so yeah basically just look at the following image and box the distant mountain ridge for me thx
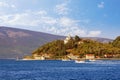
[84,37,113,43]
[0,26,113,59]
[0,26,65,58]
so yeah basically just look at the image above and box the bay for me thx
[0,59,120,80]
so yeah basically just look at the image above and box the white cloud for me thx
[0,10,48,26]
[41,16,57,25]
[11,4,16,8]
[87,31,101,37]
[0,1,16,8]
[0,10,101,37]
[59,17,78,27]
[55,2,69,15]
[0,0,101,37]
[98,2,104,8]
[0,2,9,7]
[35,10,47,15]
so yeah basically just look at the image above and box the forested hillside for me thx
[30,35,120,59]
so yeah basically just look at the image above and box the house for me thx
[86,54,95,59]
[78,41,84,44]
[64,34,72,44]
[34,56,45,60]
[33,54,45,60]
[104,54,113,58]
[67,53,79,60]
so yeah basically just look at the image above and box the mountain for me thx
[0,26,113,59]
[84,37,113,43]
[0,26,64,59]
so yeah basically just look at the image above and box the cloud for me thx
[0,1,16,8]
[0,0,101,37]
[98,2,104,8]
[11,4,16,8]
[87,31,101,37]
[0,10,48,26]
[54,1,70,15]
[0,2,9,7]
[41,16,57,25]
[36,10,47,15]
[0,10,101,37]
[59,17,78,27]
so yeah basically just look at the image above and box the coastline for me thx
[19,58,120,61]
[1,58,120,61]
[96,58,120,60]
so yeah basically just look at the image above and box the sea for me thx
[0,59,120,80]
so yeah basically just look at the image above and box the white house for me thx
[67,53,79,60]
[64,35,72,44]
[86,54,95,59]
[33,54,45,60]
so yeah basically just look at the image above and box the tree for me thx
[112,36,120,48]
[74,35,81,42]
[65,38,75,49]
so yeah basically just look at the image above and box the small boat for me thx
[75,60,85,63]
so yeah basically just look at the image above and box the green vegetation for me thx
[31,36,120,59]
[32,40,66,59]
[112,36,120,48]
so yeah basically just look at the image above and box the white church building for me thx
[64,35,72,44]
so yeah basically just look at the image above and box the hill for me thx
[112,36,120,48]
[0,26,64,58]
[0,26,113,59]
[29,35,120,60]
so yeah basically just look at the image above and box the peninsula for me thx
[23,35,120,60]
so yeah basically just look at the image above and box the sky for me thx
[0,0,120,39]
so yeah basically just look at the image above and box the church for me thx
[64,35,72,44]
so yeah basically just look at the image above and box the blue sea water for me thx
[0,60,120,80]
